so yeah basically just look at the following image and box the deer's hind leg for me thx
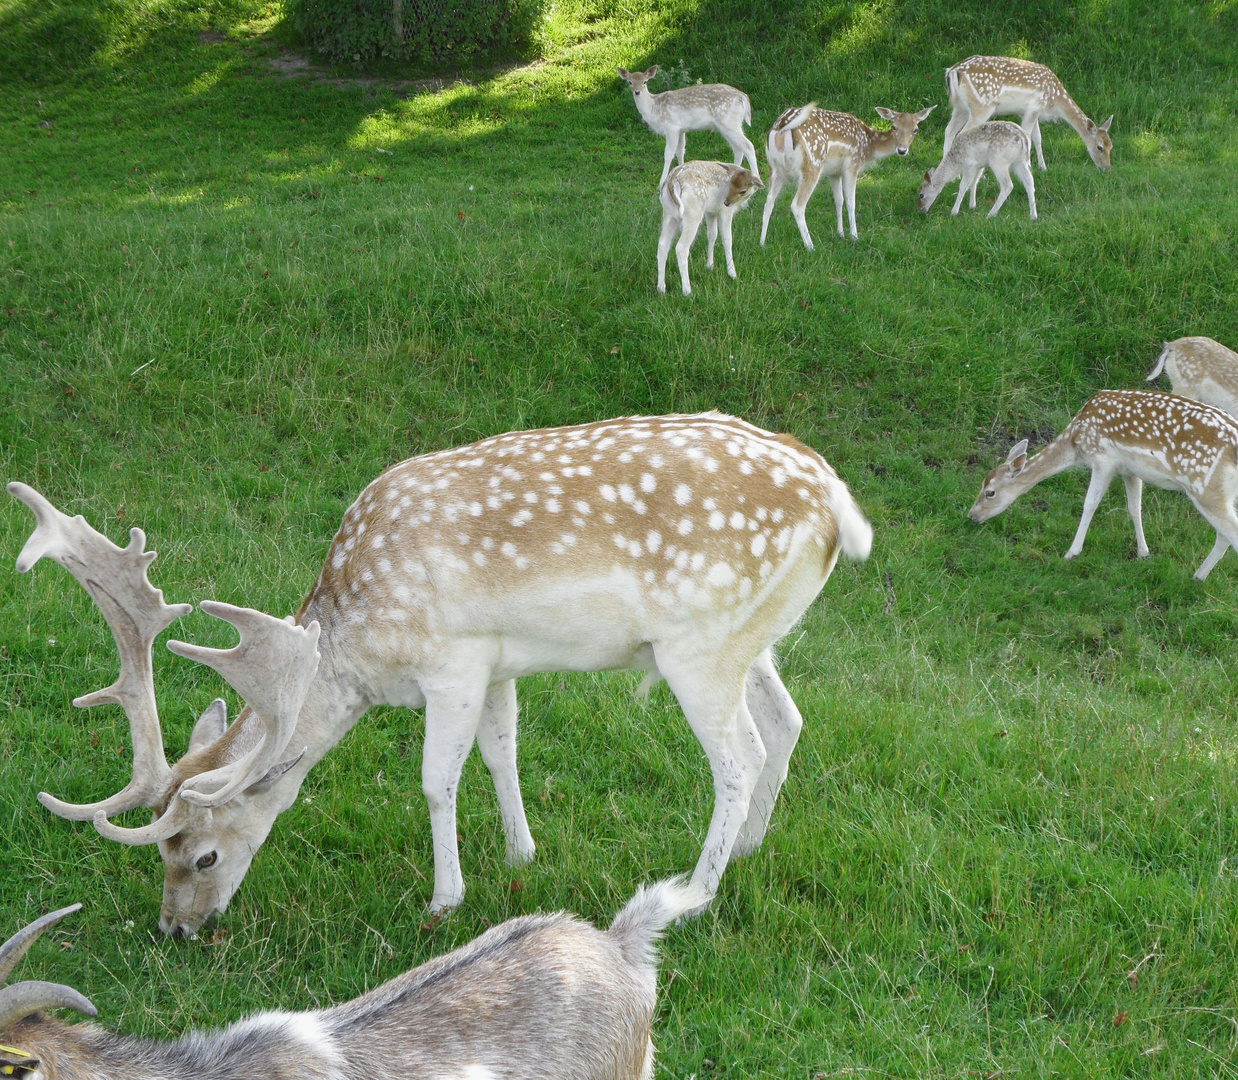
[987,163,1016,217]
[732,650,803,855]
[790,161,825,250]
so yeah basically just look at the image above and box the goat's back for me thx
[321,904,669,1080]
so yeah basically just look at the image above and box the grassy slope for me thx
[2,0,1238,1075]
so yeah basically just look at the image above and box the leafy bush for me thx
[292,0,542,67]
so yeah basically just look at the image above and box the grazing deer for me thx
[10,412,872,937]
[1147,336,1238,420]
[759,103,934,249]
[970,390,1238,580]
[943,55,1113,171]
[618,66,760,185]
[0,878,706,1080]
[657,161,762,295]
[918,121,1037,220]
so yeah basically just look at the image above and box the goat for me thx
[657,161,763,294]
[0,878,706,1080]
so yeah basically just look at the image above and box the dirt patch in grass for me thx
[263,49,543,95]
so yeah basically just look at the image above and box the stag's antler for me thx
[93,602,321,843]
[8,483,191,819]
[0,904,96,1031]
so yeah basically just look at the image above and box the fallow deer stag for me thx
[760,103,934,249]
[970,390,1238,579]
[943,55,1113,171]
[1147,336,1238,420]
[618,66,760,185]
[11,413,872,936]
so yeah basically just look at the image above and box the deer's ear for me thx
[916,104,936,121]
[1006,438,1029,468]
[645,65,658,78]
[187,698,228,753]
[0,1048,41,1077]
[617,67,629,78]
[1099,114,1113,132]
[874,106,895,121]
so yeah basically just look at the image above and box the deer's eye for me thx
[985,489,996,499]
[196,851,218,870]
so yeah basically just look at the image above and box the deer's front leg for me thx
[476,679,535,866]
[659,137,678,186]
[422,676,490,912]
[1065,467,1115,559]
[718,208,737,278]
[705,214,719,270]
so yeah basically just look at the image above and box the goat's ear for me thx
[187,698,228,754]
[245,747,307,794]
[0,1048,41,1077]
[1099,114,1113,132]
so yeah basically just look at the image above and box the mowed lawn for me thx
[3,0,1238,1075]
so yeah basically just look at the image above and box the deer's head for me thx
[9,484,320,938]
[617,65,658,98]
[875,104,935,156]
[1084,114,1113,170]
[969,439,1029,522]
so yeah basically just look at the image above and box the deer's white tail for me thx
[766,103,816,167]
[838,495,873,562]
[945,64,960,101]
[1147,342,1172,382]
[606,877,708,969]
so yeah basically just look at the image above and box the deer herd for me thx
[623,54,1112,294]
[1,48,1231,1080]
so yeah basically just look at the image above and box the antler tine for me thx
[167,601,320,808]
[8,484,192,819]
[0,905,82,988]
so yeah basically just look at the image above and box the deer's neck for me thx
[1013,433,1081,496]
[1041,89,1090,137]
[859,125,897,165]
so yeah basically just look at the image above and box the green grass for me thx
[4,0,1238,1075]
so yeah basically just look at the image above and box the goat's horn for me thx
[0,905,82,987]
[0,982,97,1030]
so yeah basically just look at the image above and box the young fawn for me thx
[760,104,934,248]
[919,121,1037,220]
[657,161,763,295]
[618,66,760,185]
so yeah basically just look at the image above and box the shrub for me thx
[292,0,542,67]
